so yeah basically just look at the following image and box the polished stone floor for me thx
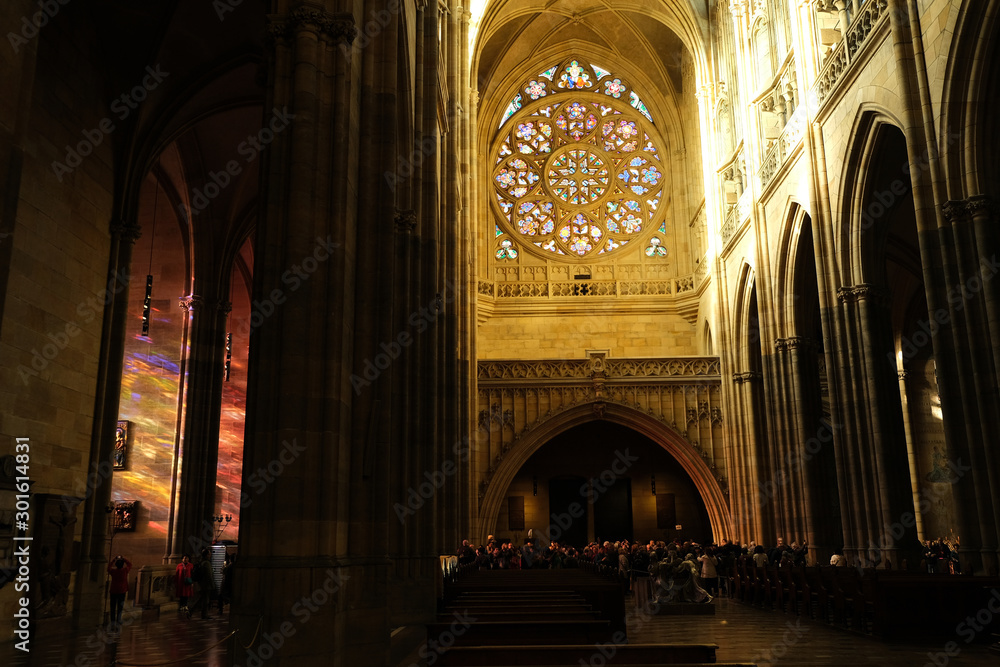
[626,596,1000,666]
[8,598,1000,666]
[14,604,232,667]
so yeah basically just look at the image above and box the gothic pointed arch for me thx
[477,401,732,542]
[839,107,907,286]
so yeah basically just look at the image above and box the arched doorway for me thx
[477,402,731,545]
[494,421,712,548]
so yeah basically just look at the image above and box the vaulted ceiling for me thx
[473,0,708,111]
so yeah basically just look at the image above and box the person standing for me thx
[698,547,719,597]
[218,554,233,614]
[190,548,217,619]
[175,554,195,613]
[107,555,132,630]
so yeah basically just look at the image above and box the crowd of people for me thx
[455,534,827,608]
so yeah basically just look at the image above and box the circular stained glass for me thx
[492,63,666,259]
[547,148,610,205]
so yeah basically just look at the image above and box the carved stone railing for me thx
[721,188,753,249]
[478,276,701,300]
[475,354,726,502]
[759,98,807,190]
[814,0,889,109]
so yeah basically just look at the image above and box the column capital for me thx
[394,209,417,234]
[110,218,142,244]
[267,8,357,44]
[897,369,909,381]
[179,295,203,312]
[942,199,970,222]
[967,195,999,221]
[836,283,885,304]
[732,371,763,384]
[775,336,817,352]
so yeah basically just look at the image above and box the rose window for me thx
[492,59,666,259]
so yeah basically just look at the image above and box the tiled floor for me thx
[11,598,1000,666]
[626,596,1000,666]
[17,605,232,667]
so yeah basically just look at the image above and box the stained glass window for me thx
[497,238,518,259]
[629,91,653,122]
[499,94,523,128]
[558,60,592,89]
[493,58,664,259]
[592,64,612,80]
[645,237,667,257]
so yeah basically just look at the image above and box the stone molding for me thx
[478,357,720,381]
[732,371,763,384]
[267,8,357,44]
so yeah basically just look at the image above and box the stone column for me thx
[895,369,925,541]
[941,197,1000,573]
[73,218,141,624]
[836,284,918,567]
[231,5,376,666]
[171,295,230,558]
[776,336,841,561]
[732,371,767,543]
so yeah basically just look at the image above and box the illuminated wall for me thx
[216,237,252,540]
[112,174,189,565]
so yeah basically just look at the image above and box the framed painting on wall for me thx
[114,421,129,470]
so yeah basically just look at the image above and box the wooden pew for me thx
[437,643,721,665]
